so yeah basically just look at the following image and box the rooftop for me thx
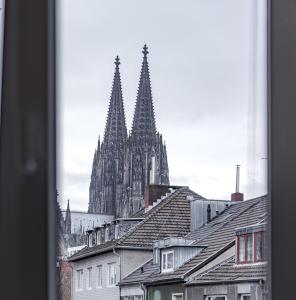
[186,256,267,285]
[69,187,204,261]
[143,195,268,284]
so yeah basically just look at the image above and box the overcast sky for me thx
[57,0,267,211]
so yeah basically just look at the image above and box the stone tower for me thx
[88,46,169,217]
[88,56,127,216]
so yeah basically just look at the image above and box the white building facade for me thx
[71,248,151,300]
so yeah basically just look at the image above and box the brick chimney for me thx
[231,165,244,201]
[144,184,183,208]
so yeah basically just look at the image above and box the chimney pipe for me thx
[207,204,211,223]
[231,165,244,201]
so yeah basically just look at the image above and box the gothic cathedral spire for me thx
[131,45,156,143]
[65,199,71,235]
[103,56,127,147]
[88,48,169,217]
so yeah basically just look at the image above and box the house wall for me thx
[72,251,120,300]
[120,249,152,278]
[71,249,151,300]
[147,283,185,300]
[186,282,266,300]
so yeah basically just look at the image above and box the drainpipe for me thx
[140,282,147,300]
[113,248,121,284]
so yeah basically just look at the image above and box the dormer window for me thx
[161,250,174,272]
[238,234,253,263]
[254,231,265,262]
[236,225,266,264]
[88,232,93,247]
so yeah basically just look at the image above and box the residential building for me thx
[70,185,231,300]
[118,195,267,300]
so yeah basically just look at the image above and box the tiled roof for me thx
[144,195,267,284]
[119,259,159,286]
[69,187,204,261]
[186,256,267,285]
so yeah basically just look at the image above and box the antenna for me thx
[235,164,241,193]
[231,164,244,202]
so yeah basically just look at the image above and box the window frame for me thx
[254,231,265,262]
[107,262,117,287]
[206,296,227,300]
[161,250,174,273]
[240,295,251,300]
[96,265,103,288]
[76,269,84,291]
[172,293,183,300]
[237,231,266,264]
[86,267,92,290]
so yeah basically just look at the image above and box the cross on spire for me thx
[142,44,149,57]
[115,55,120,68]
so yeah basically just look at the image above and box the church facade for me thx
[88,45,169,217]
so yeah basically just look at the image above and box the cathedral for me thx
[88,45,170,217]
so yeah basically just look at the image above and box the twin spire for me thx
[103,45,156,147]
[103,55,127,147]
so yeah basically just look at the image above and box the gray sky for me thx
[57,0,267,211]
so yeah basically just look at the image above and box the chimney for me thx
[231,165,244,201]
[207,204,211,223]
[144,184,170,208]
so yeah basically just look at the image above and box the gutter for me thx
[185,277,266,286]
[68,245,152,262]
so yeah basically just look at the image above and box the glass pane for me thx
[246,234,253,261]
[239,236,246,262]
[255,232,264,261]
[57,1,268,300]
[167,252,174,269]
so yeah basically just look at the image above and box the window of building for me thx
[121,296,143,300]
[255,231,265,262]
[108,262,117,286]
[97,265,102,287]
[105,227,110,242]
[161,250,174,272]
[172,293,183,300]
[240,295,251,300]
[237,230,266,264]
[206,296,227,300]
[88,233,93,247]
[237,233,253,263]
[86,267,92,289]
[76,269,83,291]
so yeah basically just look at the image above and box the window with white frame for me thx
[162,250,174,272]
[76,269,83,290]
[172,293,183,300]
[97,265,102,287]
[86,267,92,289]
[108,262,117,286]
[240,295,251,300]
[206,296,227,300]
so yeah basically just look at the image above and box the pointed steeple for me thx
[103,56,127,148]
[65,199,71,234]
[131,45,156,143]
